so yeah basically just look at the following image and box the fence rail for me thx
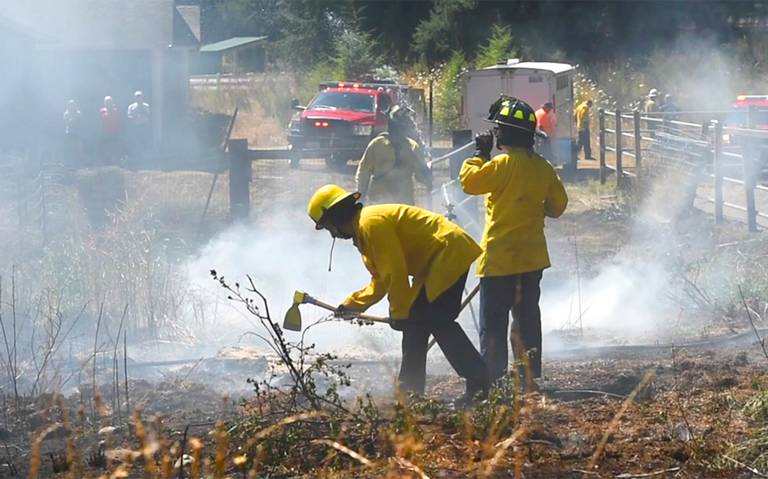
[189,73,266,90]
[598,108,768,232]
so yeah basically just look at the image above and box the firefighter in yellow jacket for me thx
[308,184,489,402]
[460,96,568,386]
[355,106,432,205]
[574,99,593,160]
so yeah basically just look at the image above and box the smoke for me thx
[541,165,717,347]
[183,220,403,356]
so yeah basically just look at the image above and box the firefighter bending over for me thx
[308,185,489,404]
[355,106,432,205]
[460,96,568,389]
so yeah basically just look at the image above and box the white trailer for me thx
[459,60,577,165]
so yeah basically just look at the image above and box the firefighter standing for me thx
[644,89,660,114]
[308,185,490,402]
[574,100,593,160]
[460,96,568,387]
[355,106,432,205]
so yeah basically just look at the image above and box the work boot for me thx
[453,380,489,409]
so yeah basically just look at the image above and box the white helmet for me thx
[648,88,659,98]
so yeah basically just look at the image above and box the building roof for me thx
[483,61,576,75]
[200,37,267,53]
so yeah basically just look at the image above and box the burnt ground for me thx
[3,158,768,477]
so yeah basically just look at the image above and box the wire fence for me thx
[0,153,69,248]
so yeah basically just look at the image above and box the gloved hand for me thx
[535,129,549,140]
[334,304,353,319]
[474,131,494,161]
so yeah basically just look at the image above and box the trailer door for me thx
[507,70,549,110]
[464,70,504,135]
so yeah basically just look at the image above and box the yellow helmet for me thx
[307,184,360,229]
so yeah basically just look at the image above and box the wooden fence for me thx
[189,73,266,90]
[599,108,768,232]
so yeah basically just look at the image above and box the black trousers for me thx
[577,128,592,159]
[479,270,543,383]
[398,272,489,395]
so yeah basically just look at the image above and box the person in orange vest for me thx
[534,102,557,161]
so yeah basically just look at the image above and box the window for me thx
[556,75,569,90]
[308,92,375,113]
[529,76,543,83]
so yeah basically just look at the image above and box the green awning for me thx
[200,36,267,53]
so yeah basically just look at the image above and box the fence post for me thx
[712,120,723,223]
[228,138,251,221]
[615,109,623,187]
[744,143,758,232]
[633,109,642,178]
[598,108,606,184]
[745,107,758,232]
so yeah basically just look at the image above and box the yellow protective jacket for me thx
[459,147,568,277]
[574,102,590,131]
[342,204,481,320]
[355,134,432,205]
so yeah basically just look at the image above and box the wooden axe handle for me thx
[304,295,389,323]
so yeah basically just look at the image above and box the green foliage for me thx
[273,0,348,70]
[412,0,477,66]
[299,63,338,104]
[213,0,281,39]
[475,24,519,69]
[433,50,468,134]
[332,29,384,80]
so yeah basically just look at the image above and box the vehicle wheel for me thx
[324,153,348,171]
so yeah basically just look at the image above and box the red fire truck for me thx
[287,81,422,169]
[730,95,768,129]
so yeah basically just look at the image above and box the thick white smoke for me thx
[183,221,403,356]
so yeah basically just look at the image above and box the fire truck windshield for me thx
[309,92,376,113]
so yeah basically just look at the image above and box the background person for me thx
[355,105,432,206]
[574,99,593,160]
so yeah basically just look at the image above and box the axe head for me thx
[282,290,309,332]
[283,303,302,331]
[293,290,308,305]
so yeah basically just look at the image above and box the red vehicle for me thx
[727,96,768,174]
[730,95,768,129]
[287,81,419,169]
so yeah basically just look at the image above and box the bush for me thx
[332,29,384,81]
[475,24,519,69]
[433,51,468,134]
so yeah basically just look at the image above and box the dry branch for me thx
[311,439,373,466]
[739,286,768,362]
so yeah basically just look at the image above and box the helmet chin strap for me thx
[327,237,336,272]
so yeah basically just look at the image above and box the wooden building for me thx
[197,37,268,74]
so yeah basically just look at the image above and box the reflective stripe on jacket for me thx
[459,147,568,277]
[342,204,481,320]
[355,134,431,205]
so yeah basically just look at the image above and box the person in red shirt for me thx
[99,96,122,165]
[534,102,557,161]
